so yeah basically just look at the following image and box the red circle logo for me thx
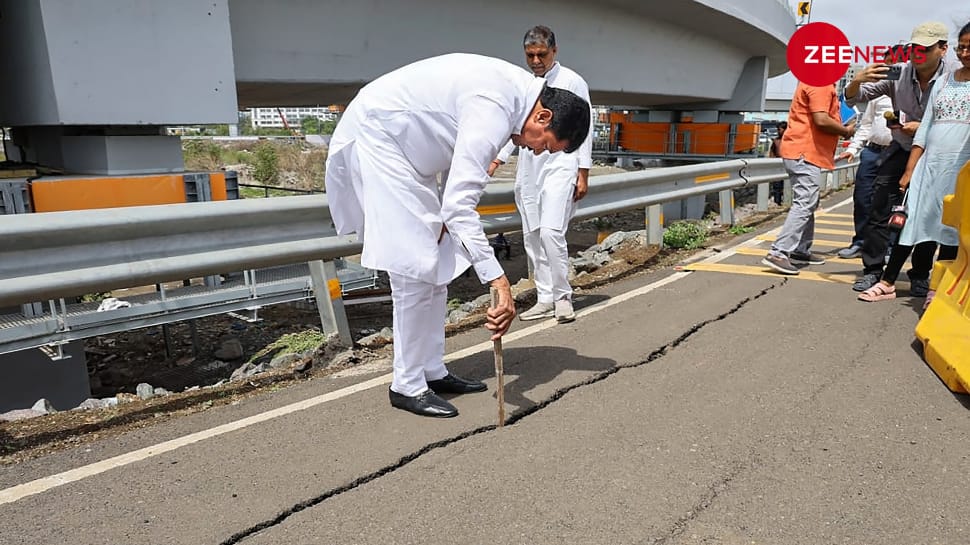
[787,22,851,86]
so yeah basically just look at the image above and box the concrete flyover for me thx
[230,0,797,110]
[0,0,796,176]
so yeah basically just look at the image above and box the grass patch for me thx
[728,224,755,235]
[663,220,709,249]
[248,330,327,364]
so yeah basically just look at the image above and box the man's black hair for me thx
[538,85,590,154]
[960,21,970,39]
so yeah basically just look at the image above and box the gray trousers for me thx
[769,157,821,258]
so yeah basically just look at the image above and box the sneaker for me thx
[852,272,880,292]
[790,252,826,265]
[555,298,575,323]
[519,302,555,321]
[837,244,863,259]
[762,254,799,275]
[909,277,930,297]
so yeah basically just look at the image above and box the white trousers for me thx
[524,227,571,304]
[388,272,450,397]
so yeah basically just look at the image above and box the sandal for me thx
[858,282,896,302]
[922,290,936,311]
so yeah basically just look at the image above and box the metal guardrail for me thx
[0,158,856,354]
[0,158,856,309]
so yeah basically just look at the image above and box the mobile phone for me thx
[884,64,902,81]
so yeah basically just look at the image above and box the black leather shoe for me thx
[388,388,458,418]
[427,373,487,394]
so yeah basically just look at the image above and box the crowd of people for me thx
[764,20,970,313]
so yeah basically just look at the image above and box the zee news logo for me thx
[786,22,924,86]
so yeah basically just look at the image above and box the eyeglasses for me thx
[956,45,970,53]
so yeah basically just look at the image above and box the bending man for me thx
[326,53,590,418]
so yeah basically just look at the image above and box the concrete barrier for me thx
[915,161,970,393]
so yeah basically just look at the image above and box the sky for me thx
[766,0,970,97]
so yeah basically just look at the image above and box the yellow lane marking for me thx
[817,212,852,218]
[814,227,854,236]
[682,263,856,284]
[816,219,854,227]
[732,246,862,265]
[695,173,730,184]
[755,235,847,248]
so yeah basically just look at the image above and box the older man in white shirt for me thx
[325,53,590,418]
[489,26,594,324]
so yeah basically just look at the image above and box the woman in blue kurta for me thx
[858,22,970,304]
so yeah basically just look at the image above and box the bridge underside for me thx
[230,0,796,110]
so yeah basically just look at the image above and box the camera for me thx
[884,64,902,81]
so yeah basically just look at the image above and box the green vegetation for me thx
[728,224,754,235]
[663,220,709,249]
[251,142,280,184]
[300,117,337,135]
[182,137,327,195]
[248,330,328,364]
[80,292,112,303]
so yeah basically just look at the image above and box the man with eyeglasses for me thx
[488,26,594,324]
[843,21,960,295]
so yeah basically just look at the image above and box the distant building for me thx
[838,64,864,97]
[249,107,339,130]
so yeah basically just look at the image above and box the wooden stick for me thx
[490,287,505,427]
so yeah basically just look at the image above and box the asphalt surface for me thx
[2,192,969,545]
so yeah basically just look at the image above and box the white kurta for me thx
[325,53,546,286]
[497,62,594,233]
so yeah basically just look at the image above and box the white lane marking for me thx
[0,374,392,505]
[0,196,856,505]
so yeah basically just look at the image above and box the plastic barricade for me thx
[915,161,970,393]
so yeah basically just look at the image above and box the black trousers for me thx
[882,241,959,284]
[861,144,909,275]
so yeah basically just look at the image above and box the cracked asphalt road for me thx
[2,198,969,545]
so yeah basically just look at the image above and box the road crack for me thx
[218,281,783,545]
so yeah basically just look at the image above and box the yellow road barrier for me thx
[915,161,970,393]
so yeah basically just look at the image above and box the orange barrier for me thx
[29,171,230,212]
[610,115,759,155]
[915,161,970,393]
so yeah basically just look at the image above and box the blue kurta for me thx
[899,75,970,247]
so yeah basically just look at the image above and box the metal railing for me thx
[0,158,856,352]
[0,158,856,309]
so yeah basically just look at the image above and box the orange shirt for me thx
[779,82,840,170]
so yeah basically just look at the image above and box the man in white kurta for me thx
[325,53,591,418]
[489,26,594,324]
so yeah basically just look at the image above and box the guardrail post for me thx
[646,204,663,247]
[718,189,734,226]
[825,171,835,191]
[756,183,770,211]
[783,179,793,206]
[308,260,353,347]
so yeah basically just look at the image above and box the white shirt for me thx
[496,61,594,168]
[495,62,594,232]
[845,95,893,157]
[325,54,546,284]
